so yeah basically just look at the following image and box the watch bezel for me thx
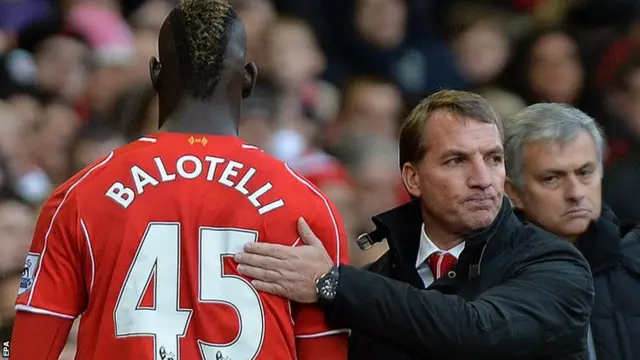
[316,266,339,301]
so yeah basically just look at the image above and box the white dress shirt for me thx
[415,224,465,287]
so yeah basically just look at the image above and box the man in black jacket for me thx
[235,90,594,359]
[504,103,640,360]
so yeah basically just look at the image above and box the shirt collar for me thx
[415,223,466,268]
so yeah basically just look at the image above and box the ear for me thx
[149,56,162,91]
[401,162,421,198]
[505,178,524,209]
[242,62,258,99]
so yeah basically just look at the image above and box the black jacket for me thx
[603,153,640,223]
[575,207,640,360]
[323,199,595,360]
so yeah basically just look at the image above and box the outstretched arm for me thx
[324,243,594,358]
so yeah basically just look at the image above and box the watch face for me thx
[319,278,337,300]
[317,268,338,300]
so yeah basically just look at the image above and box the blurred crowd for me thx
[2,0,640,357]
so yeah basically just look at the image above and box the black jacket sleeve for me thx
[325,239,595,358]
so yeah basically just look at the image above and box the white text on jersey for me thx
[104,155,285,215]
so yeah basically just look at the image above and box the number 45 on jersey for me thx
[114,223,265,360]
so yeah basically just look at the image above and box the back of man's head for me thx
[167,0,239,99]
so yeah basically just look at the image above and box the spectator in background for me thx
[325,76,404,148]
[504,103,640,360]
[34,99,81,186]
[502,28,591,111]
[602,51,640,159]
[17,19,89,105]
[322,0,467,105]
[602,52,640,222]
[0,100,51,204]
[449,4,511,89]
[0,50,42,126]
[0,102,29,178]
[68,2,137,116]
[0,193,35,275]
[258,15,352,212]
[264,16,339,139]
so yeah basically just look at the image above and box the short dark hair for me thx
[399,90,503,168]
[169,0,238,99]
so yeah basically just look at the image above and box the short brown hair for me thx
[399,90,503,167]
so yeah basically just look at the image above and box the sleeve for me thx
[9,311,74,359]
[15,188,88,319]
[293,196,350,340]
[324,240,595,358]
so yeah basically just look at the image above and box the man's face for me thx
[407,111,505,234]
[342,83,403,139]
[266,22,324,88]
[454,22,509,84]
[35,36,88,100]
[354,0,407,49]
[528,33,583,104]
[510,132,601,240]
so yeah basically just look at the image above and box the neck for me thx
[421,210,464,251]
[424,225,464,250]
[160,95,240,136]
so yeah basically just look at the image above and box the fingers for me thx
[243,241,291,259]
[236,263,282,282]
[250,279,288,297]
[234,252,282,270]
[297,217,323,247]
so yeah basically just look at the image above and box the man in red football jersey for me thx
[10,1,349,359]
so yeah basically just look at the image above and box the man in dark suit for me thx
[235,90,595,359]
[505,103,640,360]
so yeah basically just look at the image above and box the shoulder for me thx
[515,223,589,268]
[47,140,153,209]
[269,160,343,226]
[619,227,640,272]
[265,157,337,210]
[621,225,640,244]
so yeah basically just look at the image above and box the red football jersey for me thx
[15,133,349,359]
